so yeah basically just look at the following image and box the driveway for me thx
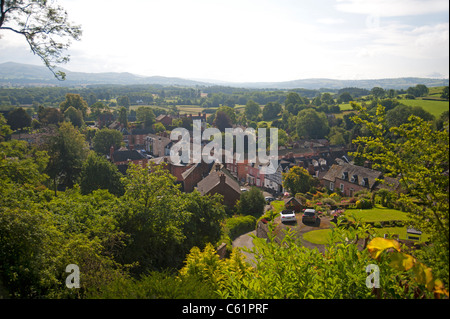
[273,214,332,253]
[232,230,256,265]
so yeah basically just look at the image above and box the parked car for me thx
[280,209,296,223]
[302,209,319,224]
[265,196,275,203]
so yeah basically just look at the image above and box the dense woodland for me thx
[0,83,449,299]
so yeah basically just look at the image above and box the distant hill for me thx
[0,62,448,90]
[0,62,209,87]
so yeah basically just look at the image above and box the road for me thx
[232,230,256,265]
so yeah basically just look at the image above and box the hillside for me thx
[0,62,448,90]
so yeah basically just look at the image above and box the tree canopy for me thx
[0,0,82,79]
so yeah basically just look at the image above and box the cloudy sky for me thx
[0,0,448,82]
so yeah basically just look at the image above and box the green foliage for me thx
[236,187,265,218]
[87,270,217,299]
[262,102,282,121]
[0,0,82,80]
[296,108,329,139]
[0,114,12,141]
[244,100,261,121]
[282,166,318,195]
[64,106,84,127]
[351,102,449,288]
[224,215,257,241]
[92,128,123,155]
[80,152,124,196]
[7,107,31,131]
[44,122,89,190]
[60,94,88,118]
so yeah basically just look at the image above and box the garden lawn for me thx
[345,206,410,223]
[302,229,332,245]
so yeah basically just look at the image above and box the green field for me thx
[399,99,449,117]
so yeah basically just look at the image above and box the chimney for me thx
[364,160,372,169]
[219,173,226,184]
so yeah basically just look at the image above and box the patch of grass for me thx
[400,99,449,117]
[345,206,410,223]
[302,229,332,245]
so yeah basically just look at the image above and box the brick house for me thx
[284,197,303,212]
[110,146,149,171]
[247,162,266,188]
[197,164,241,208]
[321,163,383,197]
[182,161,214,193]
[155,114,173,127]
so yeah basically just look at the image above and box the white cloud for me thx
[0,0,448,81]
[335,0,449,17]
[317,18,346,25]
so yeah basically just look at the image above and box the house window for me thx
[340,183,344,193]
[330,182,334,191]
[351,175,358,183]
[361,178,369,187]
[342,172,348,180]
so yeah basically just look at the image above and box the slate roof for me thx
[197,166,241,196]
[112,150,146,162]
[322,163,382,189]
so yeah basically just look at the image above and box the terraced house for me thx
[320,162,399,196]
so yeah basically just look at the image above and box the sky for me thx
[0,0,449,82]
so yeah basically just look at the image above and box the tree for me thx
[92,128,123,155]
[244,100,261,121]
[216,106,236,124]
[0,0,82,80]
[64,106,84,127]
[262,102,282,121]
[296,108,329,139]
[320,93,334,105]
[80,152,124,196]
[214,110,232,132]
[371,87,385,99]
[44,122,88,192]
[153,122,166,133]
[118,163,191,272]
[117,96,130,109]
[118,106,128,128]
[385,104,434,128]
[38,106,64,126]
[352,103,449,285]
[60,94,88,118]
[136,106,155,129]
[0,113,12,141]
[441,86,449,100]
[236,187,265,218]
[7,107,31,131]
[407,84,429,98]
[337,92,353,104]
[181,191,226,250]
[282,166,317,195]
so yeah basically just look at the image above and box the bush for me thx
[355,199,373,209]
[225,215,257,241]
